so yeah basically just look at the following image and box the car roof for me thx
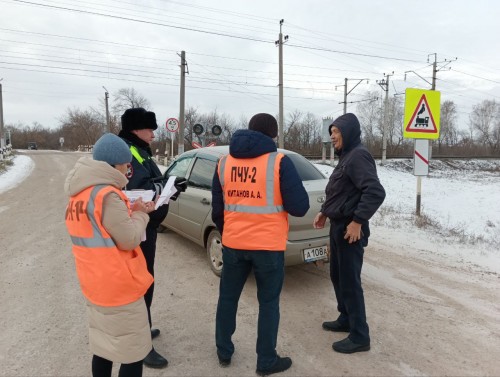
[182,145,298,159]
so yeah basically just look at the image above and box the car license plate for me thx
[303,246,328,263]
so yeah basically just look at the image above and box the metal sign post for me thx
[166,118,179,161]
[413,139,429,216]
[403,88,441,216]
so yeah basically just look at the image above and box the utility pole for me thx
[0,79,4,160]
[178,50,187,155]
[336,78,369,114]
[377,71,394,165]
[275,19,288,149]
[103,86,110,133]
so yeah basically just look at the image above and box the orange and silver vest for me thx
[218,152,288,251]
[65,184,153,307]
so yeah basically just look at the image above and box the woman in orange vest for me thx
[64,133,156,377]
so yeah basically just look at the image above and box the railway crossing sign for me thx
[403,88,441,139]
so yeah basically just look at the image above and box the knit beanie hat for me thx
[248,113,278,139]
[121,107,154,131]
[93,133,132,165]
[145,111,159,130]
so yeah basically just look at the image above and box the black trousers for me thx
[141,225,158,328]
[329,221,370,344]
[92,355,143,377]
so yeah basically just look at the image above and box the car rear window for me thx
[286,154,325,181]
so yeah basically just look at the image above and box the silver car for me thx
[162,146,329,276]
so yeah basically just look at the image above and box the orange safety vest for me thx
[218,152,288,251]
[65,184,153,307]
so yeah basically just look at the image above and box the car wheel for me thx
[206,229,223,277]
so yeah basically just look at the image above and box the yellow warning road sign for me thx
[403,88,441,139]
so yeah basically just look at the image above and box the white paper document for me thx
[122,189,155,204]
[154,176,177,210]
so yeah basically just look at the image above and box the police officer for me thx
[118,108,186,369]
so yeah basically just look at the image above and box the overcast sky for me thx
[1,0,499,131]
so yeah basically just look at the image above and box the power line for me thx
[0,38,178,64]
[8,1,429,64]
[451,69,500,85]
[9,0,275,44]
[0,29,383,76]
[286,43,423,63]
[0,27,179,54]
[0,63,340,102]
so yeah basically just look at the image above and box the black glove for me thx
[174,177,188,193]
[170,177,188,201]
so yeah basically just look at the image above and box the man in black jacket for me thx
[313,113,385,354]
[119,108,183,369]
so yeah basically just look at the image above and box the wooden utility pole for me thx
[275,19,288,149]
[0,79,4,160]
[178,50,187,155]
[103,86,110,133]
[377,72,394,165]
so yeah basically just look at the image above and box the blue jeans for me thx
[215,246,285,370]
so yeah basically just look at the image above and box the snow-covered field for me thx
[315,158,500,274]
[2,154,499,274]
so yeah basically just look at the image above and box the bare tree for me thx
[356,91,381,150]
[111,88,151,116]
[59,108,105,148]
[386,96,406,154]
[469,99,500,152]
[438,100,459,152]
[199,109,235,146]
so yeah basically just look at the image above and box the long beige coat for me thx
[65,157,152,363]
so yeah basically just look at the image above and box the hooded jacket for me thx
[212,129,309,236]
[320,113,385,225]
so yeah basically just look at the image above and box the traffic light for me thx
[212,125,222,136]
[193,123,204,135]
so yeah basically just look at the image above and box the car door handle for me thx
[201,198,211,205]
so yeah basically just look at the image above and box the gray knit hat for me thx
[93,133,132,165]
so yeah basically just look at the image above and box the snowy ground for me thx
[2,153,499,274]
[315,158,500,274]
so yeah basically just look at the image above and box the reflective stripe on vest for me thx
[69,185,116,248]
[219,152,285,214]
[130,145,145,164]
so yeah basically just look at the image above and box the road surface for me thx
[0,150,498,376]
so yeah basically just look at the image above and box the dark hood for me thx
[229,129,277,158]
[329,113,361,155]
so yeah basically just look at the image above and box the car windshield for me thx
[167,156,194,179]
[286,153,325,181]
